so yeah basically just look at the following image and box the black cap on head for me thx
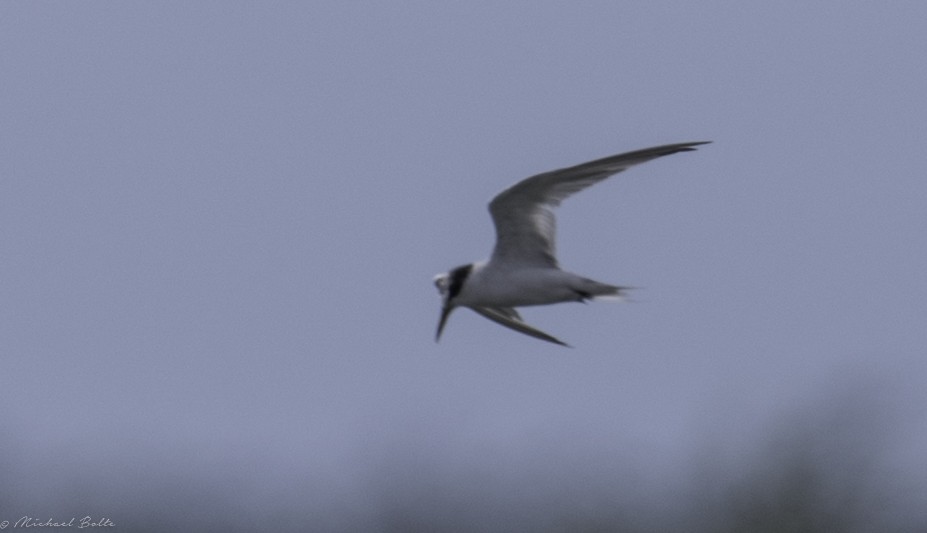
[446,263,473,301]
[435,263,473,343]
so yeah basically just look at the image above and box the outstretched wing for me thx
[471,306,570,347]
[488,141,710,268]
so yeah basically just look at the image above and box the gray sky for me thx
[3,2,926,530]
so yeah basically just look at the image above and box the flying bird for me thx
[433,141,710,347]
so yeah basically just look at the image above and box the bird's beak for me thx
[435,304,455,342]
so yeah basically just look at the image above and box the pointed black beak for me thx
[435,304,455,342]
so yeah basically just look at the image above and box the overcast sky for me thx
[3,2,926,531]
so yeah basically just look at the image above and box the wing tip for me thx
[674,140,713,152]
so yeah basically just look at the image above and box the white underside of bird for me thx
[451,263,622,307]
[434,141,710,347]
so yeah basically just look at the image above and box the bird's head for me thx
[433,263,474,342]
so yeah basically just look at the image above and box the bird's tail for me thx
[575,278,633,302]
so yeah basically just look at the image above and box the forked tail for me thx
[574,278,632,302]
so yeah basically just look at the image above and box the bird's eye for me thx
[434,275,449,291]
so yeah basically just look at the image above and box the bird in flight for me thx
[433,141,710,347]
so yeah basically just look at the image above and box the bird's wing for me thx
[488,141,711,268]
[471,306,570,347]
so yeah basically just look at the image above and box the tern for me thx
[433,141,710,347]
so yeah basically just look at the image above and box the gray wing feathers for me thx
[489,141,710,267]
[471,306,570,347]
